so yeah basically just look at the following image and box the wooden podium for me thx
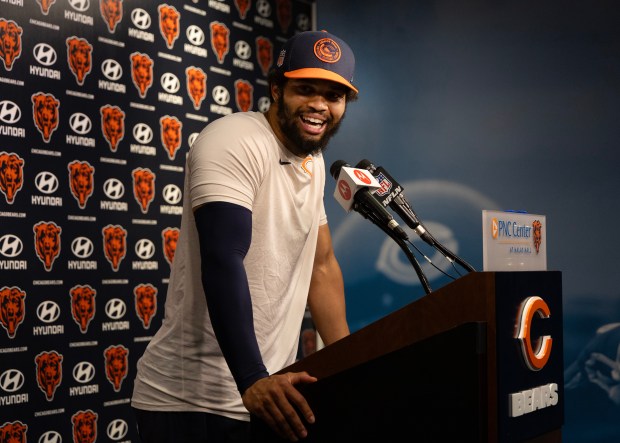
[250,271,564,442]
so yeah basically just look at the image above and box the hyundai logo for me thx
[133,123,153,144]
[235,40,252,60]
[131,8,152,30]
[33,43,57,67]
[188,132,199,147]
[68,0,90,12]
[0,234,23,258]
[161,72,180,94]
[73,361,96,384]
[162,184,182,205]
[107,419,129,441]
[35,171,59,194]
[38,431,62,443]
[69,112,92,135]
[37,301,61,324]
[256,0,272,17]
[212,86,230,105]
[186,25,205,46]
[0,100,21,124]
[135,238,155,259]
[101,59,123,81]
[103,178,125,200]
[71,236,94,258]
[0,369,25,393]
[105,298,127,320]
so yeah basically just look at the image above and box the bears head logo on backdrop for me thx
[532,220,542,254]
[134,284,157,329]
[186,66,206,110]
[102,224,127,271]
[70,285,96,333]
[100,0,123,33]
[31,92,60,143]
[100,105,125,151]
[104,345,128,392]
[162,227,179,266]
[68,160,95,209]
[36,0,57,15]
[0,286,26,339]
[210,21,230,64]
[234,0,251,19]
[0,421,27,443]
[72,410,98,443]
[235,79,253,112]
[256,37,273,76]
[276,0,292,33]
[160,116,182,160]
[66,37,93,85]
[33,221,61,271]
[132,168,155,213]
[130,52,153,98]
[0,19,23,71]
[158,4,180,49]
[0,152,24,204]
[35,350,63,401]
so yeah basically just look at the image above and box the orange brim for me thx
[284,68,358,93]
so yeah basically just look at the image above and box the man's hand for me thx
[242,372,317,441]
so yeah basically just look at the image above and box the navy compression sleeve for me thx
[194,202,269,394]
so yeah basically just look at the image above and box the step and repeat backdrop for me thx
[0,0,314,441]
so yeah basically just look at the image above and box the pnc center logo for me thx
[491,217,499,239]
[515,296,553,371]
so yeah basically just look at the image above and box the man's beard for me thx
[275,94,344,156]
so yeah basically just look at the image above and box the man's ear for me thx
[270,83,281,102]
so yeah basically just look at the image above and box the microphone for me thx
[330,160,408,241]
[355,159,433,245]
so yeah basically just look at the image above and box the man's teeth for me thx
[302,116,324,126]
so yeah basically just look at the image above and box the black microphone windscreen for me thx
[330,160,349,180]
[355,159,374,170]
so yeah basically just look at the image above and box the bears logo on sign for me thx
[70,285,96,334]
[66,36,93,85]
[158,4,180,50]
[533,220,542,254]
[0,421,27,443]
[186,66,206,110]
[160,115,182,160]
[256,37,273,77]
[31,92,60,143]
[134,284,157,329]
[35,350,63,401]
[0,19,23,71]
[102,225,127,271]
[210,22,230,64]
[33,221,61,271]
[132,168,155,214]
[72,410,98,443]
[130,52,153,98]
[36,0,56,15]
[0,286,26,339]
[104,345,128,392]
[162,227,179,266]
[276,0,292,34]
[235,79,253,112]
[100,0,123,33]
[0,152,24,205]
[234,0,251,19]
[100,105,125,152]
[68,160,95,209]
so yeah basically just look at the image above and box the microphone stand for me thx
[352,202,433,295]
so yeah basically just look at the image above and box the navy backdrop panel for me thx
[0,0,314,441]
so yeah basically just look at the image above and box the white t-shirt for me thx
[132,112,327,421]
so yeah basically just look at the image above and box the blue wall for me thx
[317,1,620,441]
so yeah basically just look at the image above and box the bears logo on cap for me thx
[314,38,341,63]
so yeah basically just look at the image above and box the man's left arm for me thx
[307,223,350,345]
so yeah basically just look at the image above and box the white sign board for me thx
[482,210,547,271]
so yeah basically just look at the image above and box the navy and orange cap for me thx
[275,30,358,93]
